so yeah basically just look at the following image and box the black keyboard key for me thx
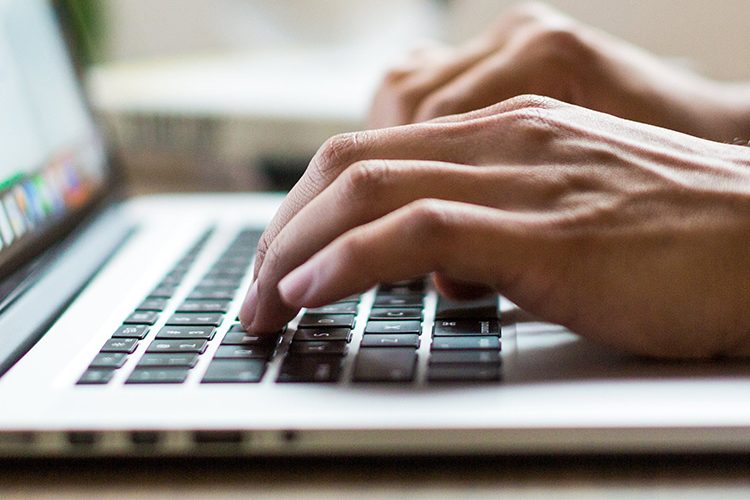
[176,300,231,313]
[379,280,425,294]
[165,313,224,326]
[123,311,159,325]
[433,320,500,337]
[428,364,501,382]
[332,294,360,304]
[204,268,247,278]
[137,298,168,311]
[221,329,280,346]
[77,369,115,385]
[156,326,216,340]
[89,353,128,369]
[298,314,355,329]
[289,340,348,356]
[138,353,199,368]
[101,338,139,353]
[361,334,420,348]
[127,368,190,384]
[214,345,273,359]
[435,296,499,320]
[187,288,236,300]
[293,328,352,342]
[112,325,150,339]
[202,359,266,383]
[277,356,342,383]
[150,285,178,298]
[306,302,358,314]
[431,336,499,351]
[353,348,417,383]
[146,339,207,353]
[368,308,422,320]
[373,294,423,308]
[429,350,501,364]
[197,277,242,288]
[365,321,421,335]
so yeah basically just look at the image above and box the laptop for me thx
[2,0,750,458]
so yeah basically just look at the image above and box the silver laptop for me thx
[1,0,750,458]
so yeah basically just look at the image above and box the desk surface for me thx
[2,455,750,498]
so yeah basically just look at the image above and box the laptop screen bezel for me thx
[0,1,121,295]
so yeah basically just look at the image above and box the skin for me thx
[240,3,750,359]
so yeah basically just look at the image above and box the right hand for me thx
[368,2,744,142]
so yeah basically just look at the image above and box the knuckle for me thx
[339,160,392,203]
[502,106,559,142]
[531,26,594,65]
[313,131,370,180]
[500,94,559,113]
[404,199,453,243]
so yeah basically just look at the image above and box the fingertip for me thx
[238,281,258,329]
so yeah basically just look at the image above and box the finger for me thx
[276,199,541,310]
[432,273,495,300]
[368,3,570,128]
[251,95,561,284]
[246,160,559,332]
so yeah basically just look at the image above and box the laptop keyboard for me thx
[77,228,502,386]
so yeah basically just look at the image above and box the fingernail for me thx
[240,282,258,328]
[278,263,315,307]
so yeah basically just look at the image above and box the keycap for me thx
[368,308,422,320]
[379,280,425,294]
[197,277,242,288]
[123,311,159,325]
[373,294,423,308]
[146,339,207,353]
[429,350,501,364]
[150,285,178,298]
[430,336,499,351]
[204,268,246,278]
[89,353,128,369]
[306,302,358,314]
[156,326,216,340]
[221,329,280,346]
[289,341,348,356]
[361,334,420,348]
[176,300,231,313]
[353,348,417,383]
[137,298,168,311]
[297,314,355,329]
[202,359,266,383]
[365,321,421,335]
[433,320,500,337]
[428,364,501,382]
[214,345,273,359]
[187,288,236,300]
[101,338,139,353]
[293,328,352,342]
[77,369,115,385]
[112,325,150,339]
[165,313,224,326]
[332,294,360,304]
[127,368,190,384]
[277,356,342,383]
[435,296,500,320]
[138,353,199,368]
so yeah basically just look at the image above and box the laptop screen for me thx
[0,0,108,274]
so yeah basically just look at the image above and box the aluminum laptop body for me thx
[2,0,750,458]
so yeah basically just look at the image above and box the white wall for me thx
[103,0,750,80]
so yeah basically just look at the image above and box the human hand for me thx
[369,2,745,142]
[241,95,750,358]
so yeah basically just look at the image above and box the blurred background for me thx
[69,0,750,194]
